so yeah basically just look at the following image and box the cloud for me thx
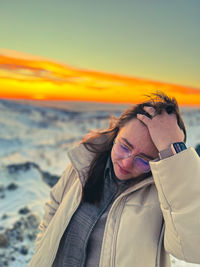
[0,49,200,105]
[0,49,47,61]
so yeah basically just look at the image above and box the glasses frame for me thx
[113,138,151,173]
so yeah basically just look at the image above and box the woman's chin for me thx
[114,163,133,180]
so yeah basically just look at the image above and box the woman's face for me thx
[111,118,159,180]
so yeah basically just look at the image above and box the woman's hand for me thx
[137,106,185,151]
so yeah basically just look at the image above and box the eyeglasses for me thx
[113,139,151,173]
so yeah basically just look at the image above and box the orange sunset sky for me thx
[0,50,200,106]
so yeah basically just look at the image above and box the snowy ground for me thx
[0,99,200,267]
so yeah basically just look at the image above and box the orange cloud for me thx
[0,49,200,106]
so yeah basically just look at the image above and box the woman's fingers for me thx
[137,107,184,151]
[136,113,151,125]
[137,106,157,125]
[143,106,156,118]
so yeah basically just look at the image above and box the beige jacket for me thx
[29,143,200,267]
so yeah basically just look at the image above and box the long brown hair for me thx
[82,92,186,204]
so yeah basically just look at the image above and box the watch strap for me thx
[159,142,187,160]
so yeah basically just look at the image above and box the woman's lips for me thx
[117,163,130,175]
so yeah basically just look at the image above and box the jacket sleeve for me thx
[34,163,75,252]
[150,147,200,264]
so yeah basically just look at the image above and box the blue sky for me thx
[1,0,200,88]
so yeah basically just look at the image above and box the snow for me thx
[0,99,199,266]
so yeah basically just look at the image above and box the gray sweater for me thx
[52,157,131,267]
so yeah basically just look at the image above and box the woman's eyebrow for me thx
[121,137,154,160]
[121,137,133,149]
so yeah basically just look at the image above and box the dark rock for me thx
[20,245,29,255]
[13,220,22,229]
[1,214,8,220]
[16,232,24,242]
[3,260,9,266]
[0,185,5,199]
[11,256,16,261]
[195,144,200,156]
[41,171,60,187]
[0,185,4,192]
[27,233,35,241]
[7,182,18,190]
[6,161,60,187]
[13,246,18,251]
[18,207,30,215]
[0,233,9,248]
[26,214,40,229]
[4,213,40,247]
[7,162,39,174]
[0,253,4,259]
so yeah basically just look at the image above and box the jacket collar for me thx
[67,142,93,181]
[67,134,109,176]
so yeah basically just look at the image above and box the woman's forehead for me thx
[119,119,147,137]
[117,119,158,156]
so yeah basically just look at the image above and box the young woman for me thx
[29,93,200,267]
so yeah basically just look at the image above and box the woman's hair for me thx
[81,92,186,204]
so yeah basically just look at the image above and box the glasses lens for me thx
[114,141,130,158]
[133,156,150,173]
[113,140,151,173]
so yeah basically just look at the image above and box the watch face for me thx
[173,142,187,153]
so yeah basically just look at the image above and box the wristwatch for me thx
[159,142,187,160]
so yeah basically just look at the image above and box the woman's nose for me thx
[121,156,133,169]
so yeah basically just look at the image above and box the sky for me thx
[0,0,200,104]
